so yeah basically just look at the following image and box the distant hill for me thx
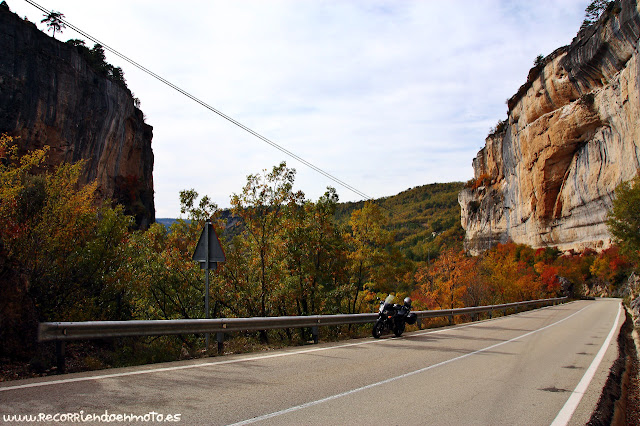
[155,218,181,228]
[157,182,465,262]
[335,182,465,262]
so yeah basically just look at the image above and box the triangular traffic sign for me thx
[192,221,226,268]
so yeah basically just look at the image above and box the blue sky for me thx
[9,0,589,217]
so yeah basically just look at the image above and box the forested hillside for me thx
[336,182,465,262]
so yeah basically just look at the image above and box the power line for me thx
[26,0,376,202]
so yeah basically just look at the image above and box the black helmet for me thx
[404,297,412,308]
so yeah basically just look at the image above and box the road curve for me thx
[0,298,623,425]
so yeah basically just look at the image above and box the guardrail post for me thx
[448,314,454,325]
[55,341,65,374]
[216,332,224,355]
[311,326,319,344]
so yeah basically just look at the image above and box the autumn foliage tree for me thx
[229,163,303,319]
[0,134,133,322]
[344,201,397,313]
[281,187,347,316]
[412,242,570,316]
[414,248,475,311]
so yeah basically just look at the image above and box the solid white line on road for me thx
[0,301,576,394]
[228,304,592,425]
[550,301,622,426]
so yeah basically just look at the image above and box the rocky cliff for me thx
[0,3,154,228]
[459,0,640,255]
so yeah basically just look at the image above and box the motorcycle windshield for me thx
[384,294,395,305]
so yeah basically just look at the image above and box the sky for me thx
[8,0,589,217]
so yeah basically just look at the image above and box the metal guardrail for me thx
[414,297,568,320]
[39,297,568,343]
[38,313,378,342]
[39,296,568,373]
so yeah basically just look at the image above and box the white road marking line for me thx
[0,319,482,392]
[550,302,622,426]
[228,304,592,425]
[0,301,576,393]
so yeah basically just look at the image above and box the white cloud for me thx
[9,0,588,216]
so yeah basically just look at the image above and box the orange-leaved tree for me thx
[414,248,473,311]
[479,243,539,303]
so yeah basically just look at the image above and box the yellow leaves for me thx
[0,134,49,203]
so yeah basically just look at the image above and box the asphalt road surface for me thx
[0,298,623,425]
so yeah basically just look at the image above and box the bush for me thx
[489,119,508,137]
[466,173,492,191]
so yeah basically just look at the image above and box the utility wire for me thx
[26,0,376,202]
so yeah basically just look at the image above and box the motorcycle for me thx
[372,294,417,338]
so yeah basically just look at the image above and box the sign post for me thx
[192,220,226,350]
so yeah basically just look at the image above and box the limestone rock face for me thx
[460,0,640,255]
[0,5,154,228]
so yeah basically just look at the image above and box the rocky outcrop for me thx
[0,3,154,228]
[460,0,640,255]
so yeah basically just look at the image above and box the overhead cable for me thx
[25,0,376,202]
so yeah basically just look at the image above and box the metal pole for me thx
[217,332,224,354]
[56,341,65,374]
[205,221,210,350]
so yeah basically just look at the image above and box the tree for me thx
[589,246,630,285]
[124,190,222,326]
[281,187,347,317]
[229,162,303,339]
[580,0,611,30]
[89,44,107,72]
[41,11,66,38]
[415,248,472,312]
[607,173,640,263]
[0,134,135,322]
[479,243,539,303]
[344,201,399,313]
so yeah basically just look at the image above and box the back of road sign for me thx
[192,222,226,268]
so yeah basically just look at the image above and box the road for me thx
[0,298,623,425]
